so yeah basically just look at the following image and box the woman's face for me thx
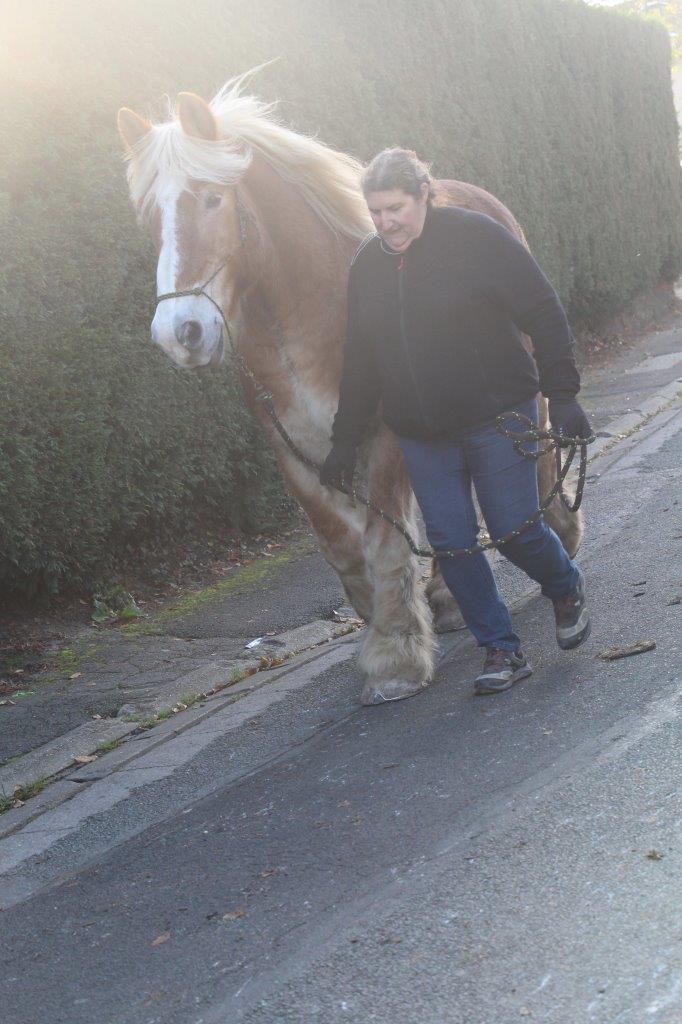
[365,185,429,252]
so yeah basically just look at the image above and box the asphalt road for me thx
[1,353,680,1022]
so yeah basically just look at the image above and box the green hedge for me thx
[1,0,680,594]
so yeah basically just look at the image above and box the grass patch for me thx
[134,707,175,731]
[0,776,48,814]
[37,640,102,686]
[96,738,122,753]
[175,691,203,709]
[1,638,102,691]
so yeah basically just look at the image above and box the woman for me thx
[320,149,592,695]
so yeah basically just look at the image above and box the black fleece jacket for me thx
[332,205,580,444]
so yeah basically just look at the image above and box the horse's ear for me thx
[117,108,152,151]
[177,92,218,141]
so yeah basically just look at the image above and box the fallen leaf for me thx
[69,672,82,680]
[73,754,97,764]
[151,930,171,946]
[222,907,245,921]
[646,849,664,861]
[667,596,681,606]
[260,868,278,878]
[0,699,16,707]
[597,640,656,661]
[338,799,350,807]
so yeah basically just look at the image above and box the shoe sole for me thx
[474,664,533,696]
[557,617,592,651]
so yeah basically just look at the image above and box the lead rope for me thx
[156,245,594,560]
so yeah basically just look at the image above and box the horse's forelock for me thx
[127,121,252,220]
[125,68,372,239]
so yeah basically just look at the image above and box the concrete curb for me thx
[0,719,138,797]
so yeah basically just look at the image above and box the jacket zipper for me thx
[397,256,431,429]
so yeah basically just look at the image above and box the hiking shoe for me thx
[474,647,532,695]
[552,576,591,650]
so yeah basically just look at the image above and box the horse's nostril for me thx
[177,319,203,350]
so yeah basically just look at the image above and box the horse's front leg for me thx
[358,430,436,705]
[274,448,375,623]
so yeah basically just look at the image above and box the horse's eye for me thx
[205,193,221,209]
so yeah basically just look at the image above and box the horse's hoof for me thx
[360,677,428,706]
[433,610,466,634]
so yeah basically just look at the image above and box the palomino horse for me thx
[117,74,582,706]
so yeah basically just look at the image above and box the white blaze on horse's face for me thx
[150,181,241,369]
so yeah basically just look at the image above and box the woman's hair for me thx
[361,148,438,205]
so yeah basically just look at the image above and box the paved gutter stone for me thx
[0,720,137,797]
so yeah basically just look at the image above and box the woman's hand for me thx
[548,396,592,440]
[319,440,357,492]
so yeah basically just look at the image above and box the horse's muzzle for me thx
[150,294,226,368]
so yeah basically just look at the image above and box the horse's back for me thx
[436,179,527,246]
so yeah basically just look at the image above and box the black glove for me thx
[548,396,592,440]
[319,440,357,491]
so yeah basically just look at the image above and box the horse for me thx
[117,72,583,706]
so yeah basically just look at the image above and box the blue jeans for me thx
[399,399,580,651]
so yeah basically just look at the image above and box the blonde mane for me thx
[125,69,373,240]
